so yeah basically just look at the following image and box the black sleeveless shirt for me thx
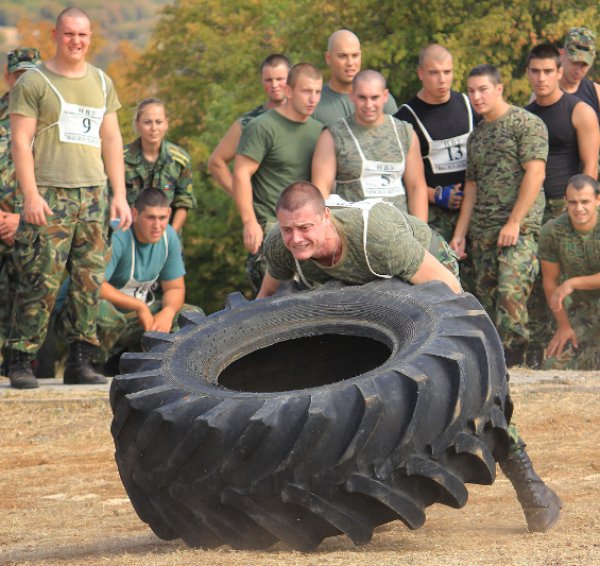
[573,78,600,120]
[526,93,581,199]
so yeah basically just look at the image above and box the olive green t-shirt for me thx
[313,83,398,127]
[466,105,548,235]
[264,202,435,285]
[9,63,121,188]
[237,109,323,226]
[538,212,600,303]
[328,115,413,212]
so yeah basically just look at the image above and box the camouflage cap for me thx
[564,27,596,65]
[7,47,41,73]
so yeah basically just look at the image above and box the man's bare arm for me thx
[100,111,132,231]
[311,129,337,198]
[497,159,545,247]
[572,100,600,179]
[10,113,52,226]
[402,132,429,222]
[152,276,186,332]
[207,120,242,196]
[450,179,477,259]
[256,272,283,298]
[232,154,262,253]
[409,250,461,293]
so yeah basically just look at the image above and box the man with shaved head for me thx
[313,29,397,126]
[5,7,131,388]
[312,70,428,221]
[396,45,478,286]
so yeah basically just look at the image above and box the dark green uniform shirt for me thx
[123,138,196,210]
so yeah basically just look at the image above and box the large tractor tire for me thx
[110,279,512,551]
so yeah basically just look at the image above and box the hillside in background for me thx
[0,0,169,54]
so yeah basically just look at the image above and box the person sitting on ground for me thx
[57,188,200,371]
[258,181,561,534]
[257,180,460,298]
[539,174,600,369]
[122,98,196,233]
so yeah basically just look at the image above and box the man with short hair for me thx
[395,45,477,243]
[527,43,599,221]
[81,188,196,366]
[311,70,428,221]
[5,7,132,389]
[539,174,600,370]
[559,27,599,121]
[450,64,548,368]
[259,181,561,534]
[525,43,600,366]
[0,47,41,365]
[233,62,323,293]
[313,29,397,126]
[257,181,459,298]
[208,54,291,195]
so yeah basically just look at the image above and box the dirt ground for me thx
[1,369,599,566]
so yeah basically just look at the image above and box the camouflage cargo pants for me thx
[543,297,600,370]
[0,245,18,361]
[5,185,107,356]
[528,199,568,361]
[471,231,539,351]
[429,206,475,295]
[95,299,203,362]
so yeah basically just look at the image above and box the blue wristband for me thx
[434,184,463,209]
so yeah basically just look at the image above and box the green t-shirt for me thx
[313,83,398,127]
[237,109,323,225]
[538,212,600,303]
[328,115,413,212]
[466,105,548,235]
[264,202,437,286]
[9,63,121,188]
[107,224,185,289]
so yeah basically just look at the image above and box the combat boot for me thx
[63,341,107,385]
[8,350,39,389]
[499,439,562,532]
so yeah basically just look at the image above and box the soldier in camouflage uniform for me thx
[208,54,291,196]
[0,48,41,370]
[450,64,548,368]
[312,70,428,221]
[539,174,600,370]
[122,98,195,233]
[257,181,461,298]
[5,7,132,389]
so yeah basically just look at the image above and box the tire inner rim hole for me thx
[218,333,392,393]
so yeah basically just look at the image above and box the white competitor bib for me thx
[401,93,473,175]
[32,67,107,148]
[338,116,406,198]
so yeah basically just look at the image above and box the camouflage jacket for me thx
[123,138,196,210]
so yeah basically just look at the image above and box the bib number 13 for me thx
[446,144,464,161]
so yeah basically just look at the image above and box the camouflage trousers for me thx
[528,199,567,359]
[543,298,600,370]
[471,231,539,351]
[429,206,476,295]
[430,231,460,280]
[5,185,108,356]
[94,300,203,362]
[0,245,18,363]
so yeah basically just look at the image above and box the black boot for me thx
[499,440,562,532]
[63,341,107,385]
[8,350,39,389]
